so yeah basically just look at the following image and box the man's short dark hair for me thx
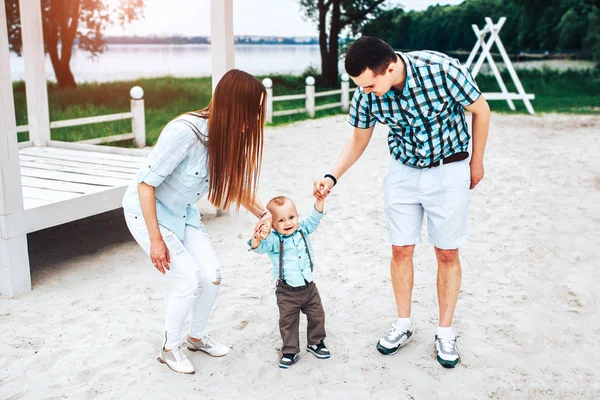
[344,36,397,77]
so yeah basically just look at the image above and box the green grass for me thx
[476,69,599,114]
[12,69,599,146]
[13,76,213,144]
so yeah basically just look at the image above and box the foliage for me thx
[360,0,600,64]
[5,0,144,87]
[298,0,390,86]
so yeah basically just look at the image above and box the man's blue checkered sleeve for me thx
[348,88,377,129]
[445,62,481,107]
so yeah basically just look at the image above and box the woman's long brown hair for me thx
[187,69,266,211]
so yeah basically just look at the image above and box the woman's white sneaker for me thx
[187,334,230,357]
[157,345,195,374]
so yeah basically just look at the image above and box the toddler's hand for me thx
[313,179,332,200]
[253,224,270,240]
[313,183,331,201]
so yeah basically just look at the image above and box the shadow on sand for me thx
[26,208,135,287]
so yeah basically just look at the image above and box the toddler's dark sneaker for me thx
[279,353,299,369]
[307,340,331,359]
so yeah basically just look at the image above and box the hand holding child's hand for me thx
[253,224,270,241]
[259,224,270,239]
[313,184,327,213]
[313,179,333,200]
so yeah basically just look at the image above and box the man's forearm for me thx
[470,112,489,164]
[329,126,374,180]
[467,97,490,164]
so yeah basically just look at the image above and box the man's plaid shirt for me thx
[348,51,481,168]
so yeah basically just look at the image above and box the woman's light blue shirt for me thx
[122,114,209,240]
[249,207,324,287]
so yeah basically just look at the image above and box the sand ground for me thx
[1,113,599,399]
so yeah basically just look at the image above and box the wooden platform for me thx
[8,146,146,237]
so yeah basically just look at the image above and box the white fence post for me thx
[341,73,350,112]
[305,76,315,118]
[262,78,273,124]
[130,86,146,148]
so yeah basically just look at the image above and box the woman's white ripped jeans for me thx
[124,211,221,349]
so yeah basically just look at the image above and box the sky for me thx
[106,0,465,37]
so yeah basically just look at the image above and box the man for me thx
[313,36,490,368]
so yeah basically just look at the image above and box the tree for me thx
[299,0,388,87]
[5,0,144,88]
[583,5,600,64]
[361,7,404,49]
[557,8,588,51]
[358,0,599,65]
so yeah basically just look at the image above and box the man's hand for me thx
[313,178,333,200]
[469,160,484,190]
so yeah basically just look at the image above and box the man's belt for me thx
[424,152,469,168]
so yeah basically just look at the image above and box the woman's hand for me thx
[253,224,270,241]
[254,210,272,237]
[150,237,170,274]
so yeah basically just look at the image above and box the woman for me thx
[122,69,272,374]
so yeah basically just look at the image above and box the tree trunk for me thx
[44,0,79,88]
[317,0,329,82]
[314,0,386,87]
[323,0,342,87]
[46,36,77,88]
[54,61,77,88]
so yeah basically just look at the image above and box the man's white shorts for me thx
[383,156,470,250]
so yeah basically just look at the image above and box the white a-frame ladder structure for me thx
[465,17,535,115]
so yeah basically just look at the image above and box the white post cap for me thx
[130,86,144,100]
[341,73,349,82]
[305,76,315,86]
[262,78,273,88]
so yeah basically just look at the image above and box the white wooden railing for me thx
[262,74,351,123]
[16,86,146,148]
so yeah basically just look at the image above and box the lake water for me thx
[9,44,325,82]
[9,44,595,83]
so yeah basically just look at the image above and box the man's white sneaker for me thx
[376,321,415,355]
[187,334,230,357]
[157,345,195,374]
[435,334,461,368]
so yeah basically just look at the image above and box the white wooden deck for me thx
[10,146,146,237]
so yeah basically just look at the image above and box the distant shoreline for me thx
[102,39,595,61]
[104,36,319,46]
